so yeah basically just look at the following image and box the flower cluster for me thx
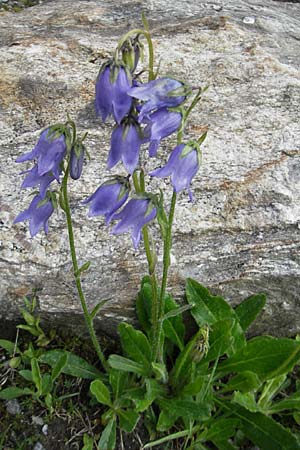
[15,31,205,248]
[14,123,87,237]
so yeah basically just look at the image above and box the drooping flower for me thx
[70,142,85,180]
[95,60,133,124]
[149,142,200,200]
[16,128,67,180]
[111,198,157,249]
[107,117,144,174]
[143,107,182,157]
[128,77,189,122]
[83,177,130,224]
[20,165,58,198]
[14,193,55,237]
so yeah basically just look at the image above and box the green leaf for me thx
[118,408,139,433]
[218,336,300,381]
[98,417,116,450]
[41,373,53,396]
[235,293,266,331]
[51,352,68,382]
[151,362,168,383]
[258,374,287,409]
[82,434,94,450]
[109,369,128,399]
[0,339,19,355]
[185,278,245,354]
[0,387,32,400]
[268,392,300,414]
[39,350,102,379]
[221,371,261,393]
[162,294,185,351]
[205,319,233,361]
[90,299,108,320]
[219,400,300,450]
[17,324,40,337]
[108,354,148,376]
[119,323,151,369]
[136,276,152,335]
[19,369,33,382]
[156,409,177,432]
[31,358,42,395]
[90,379,112,407]
[158,398,211,422]
[205,418,240,441]
[75,261,91,276]
[233,392,260,412]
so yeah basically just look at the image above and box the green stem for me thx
[153,191,177,362]
[61,169,109,372]
[132,171,159,355]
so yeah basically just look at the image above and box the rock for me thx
[6,398,21,415]
[0,0,300,339]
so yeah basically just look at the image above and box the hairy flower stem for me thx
[61,169,109,372]
[154,191,177,363]
[132,171,159,353]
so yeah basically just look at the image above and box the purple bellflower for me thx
[150,142,200,200]
[16,128,67,180]
[83,177,130,224]
[128,77,189,122]
[95,61,133,124]
[143,107,182,157]
[107,117,144,174]
[14,193,55,237]
[112,198,157,249]
[20,165,58,198]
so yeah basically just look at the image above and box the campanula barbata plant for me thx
[10,16,300,450]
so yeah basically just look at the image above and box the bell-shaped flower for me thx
[128,77,189,122]
[16,128,67,180]
[95,60,133,124]
[107,117,144,174]
[20,165,58,198]
[143,107,182,157]
[14,193,55,237]
[83,177,130,224]
[111,198,157,249]
[150,142,200,200]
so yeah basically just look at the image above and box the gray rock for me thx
[1,0,300,338]
[6,398,21,415]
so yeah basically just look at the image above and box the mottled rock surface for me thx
[1,0,300,338]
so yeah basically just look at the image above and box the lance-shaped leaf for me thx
[119,323,152,370]
[90,379,112,407]
[235,293,266,331]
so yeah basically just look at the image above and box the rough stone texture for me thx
[1,0,300,338]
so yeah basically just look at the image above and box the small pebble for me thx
[32,415,44,426]
[6,399,21,415]
[243,16,256,25]
[42,424,48,436]
[33,443,46,450]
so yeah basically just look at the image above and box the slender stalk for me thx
[153,191,177,362]
[132,171,159,354]
[61,169,109,372]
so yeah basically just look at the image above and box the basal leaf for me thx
[108,354,149,376]
[205,319,233,361]
[218,336,300,381]
[258,374,287,409]
[98,418,116,450]
[51,352,68,382]
[0,339,19,355]
[31,358,42,395]
[39,350,102,379]
[163,294,185,351]
[186,278,245,354]
[235,293,266,331]
[0,386,32,400]
[90,379,112,407]
[119,323,152,370]
[109,369,128,399]
[268,392,300,414]
[205,418,239,441]
[219,400,300,450]
[221,371,261,393]
[158,398,211,422]
[118,409,139,433]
